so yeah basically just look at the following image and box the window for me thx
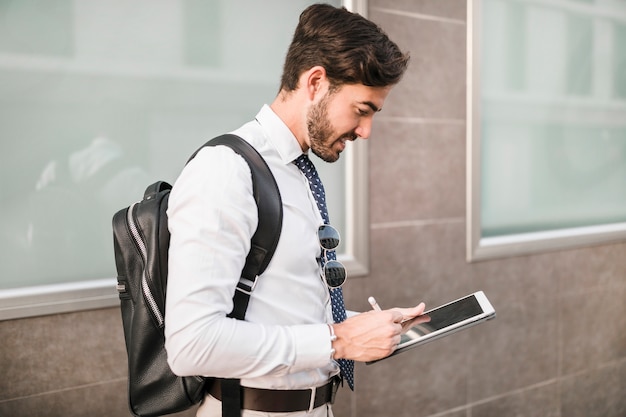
[0,0,368,320]
[467,0,626,261]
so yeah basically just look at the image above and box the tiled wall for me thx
[0,307,197,416]
[333,1,626,416]
[1,1,625,416]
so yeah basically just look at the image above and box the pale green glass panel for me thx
[481,0,626,238]
[0,0,342,289]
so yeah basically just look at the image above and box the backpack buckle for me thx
[236,277,258,295]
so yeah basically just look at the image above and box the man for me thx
[165,4,426,416]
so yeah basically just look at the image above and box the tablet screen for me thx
[368,291,495,364]
[399,294,483,344]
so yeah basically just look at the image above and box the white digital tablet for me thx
[367,291,496,364]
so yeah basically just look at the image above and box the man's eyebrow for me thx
[360,101,381,113]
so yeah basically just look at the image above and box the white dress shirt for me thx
[165,105,340,390]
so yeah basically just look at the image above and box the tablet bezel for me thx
[367,291,496,364]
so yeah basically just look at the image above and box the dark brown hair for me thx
[279,3,410,92]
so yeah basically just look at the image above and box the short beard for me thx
[306,94,339,163]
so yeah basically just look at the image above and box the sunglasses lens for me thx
[324,260,346,288]
[318,225,340,251]
[318,225,346,289]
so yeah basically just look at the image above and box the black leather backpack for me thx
[112,134,283,417]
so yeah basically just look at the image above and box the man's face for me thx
[306,83,391,162]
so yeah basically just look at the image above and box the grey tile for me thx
[370,0,467,21]
[471,382,560,417]
[348,222,470,312]
[560,286,626,375]
[550,241,626,377]
[0,375,198,417]
[356,336,470,417]
[370,10,467,120]
[0,307,126,400]
[431,411,467,417]
[554,243,626,295]
[561,360,626,417]
[441,412,468,417]
[0,378,130,417]
[369,120,466,223]
[466,254,561,400]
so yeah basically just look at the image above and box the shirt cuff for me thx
[346,309,359,318]
[291,324,335,370]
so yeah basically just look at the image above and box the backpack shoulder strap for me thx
[189,134,283,417]
[195,134,283,320]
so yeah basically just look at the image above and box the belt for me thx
[208,377,341,413]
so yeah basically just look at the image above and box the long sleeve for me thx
[164,132,338,389]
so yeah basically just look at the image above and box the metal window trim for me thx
[466,0,626,262]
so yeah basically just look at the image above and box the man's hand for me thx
[331,303,426,362]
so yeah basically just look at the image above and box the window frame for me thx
[466,0,626,262]
[0,0,369,320]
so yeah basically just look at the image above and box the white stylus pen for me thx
[368,296,382,311]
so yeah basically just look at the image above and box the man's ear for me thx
[302,66,328,101]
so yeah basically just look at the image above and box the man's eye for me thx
[357,109,369,116]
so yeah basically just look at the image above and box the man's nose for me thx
[355,118,373,139]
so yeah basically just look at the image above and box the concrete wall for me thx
[1,1,625,416]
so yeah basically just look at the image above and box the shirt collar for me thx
[255,104,304,164]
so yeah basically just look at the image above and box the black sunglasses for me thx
[318,225,347,289]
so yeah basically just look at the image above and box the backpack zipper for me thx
[127,202,165,327]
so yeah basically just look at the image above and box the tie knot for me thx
[293,153,330,226]
[294,154,313,172]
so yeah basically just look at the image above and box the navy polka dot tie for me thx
[294,154,355,390]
